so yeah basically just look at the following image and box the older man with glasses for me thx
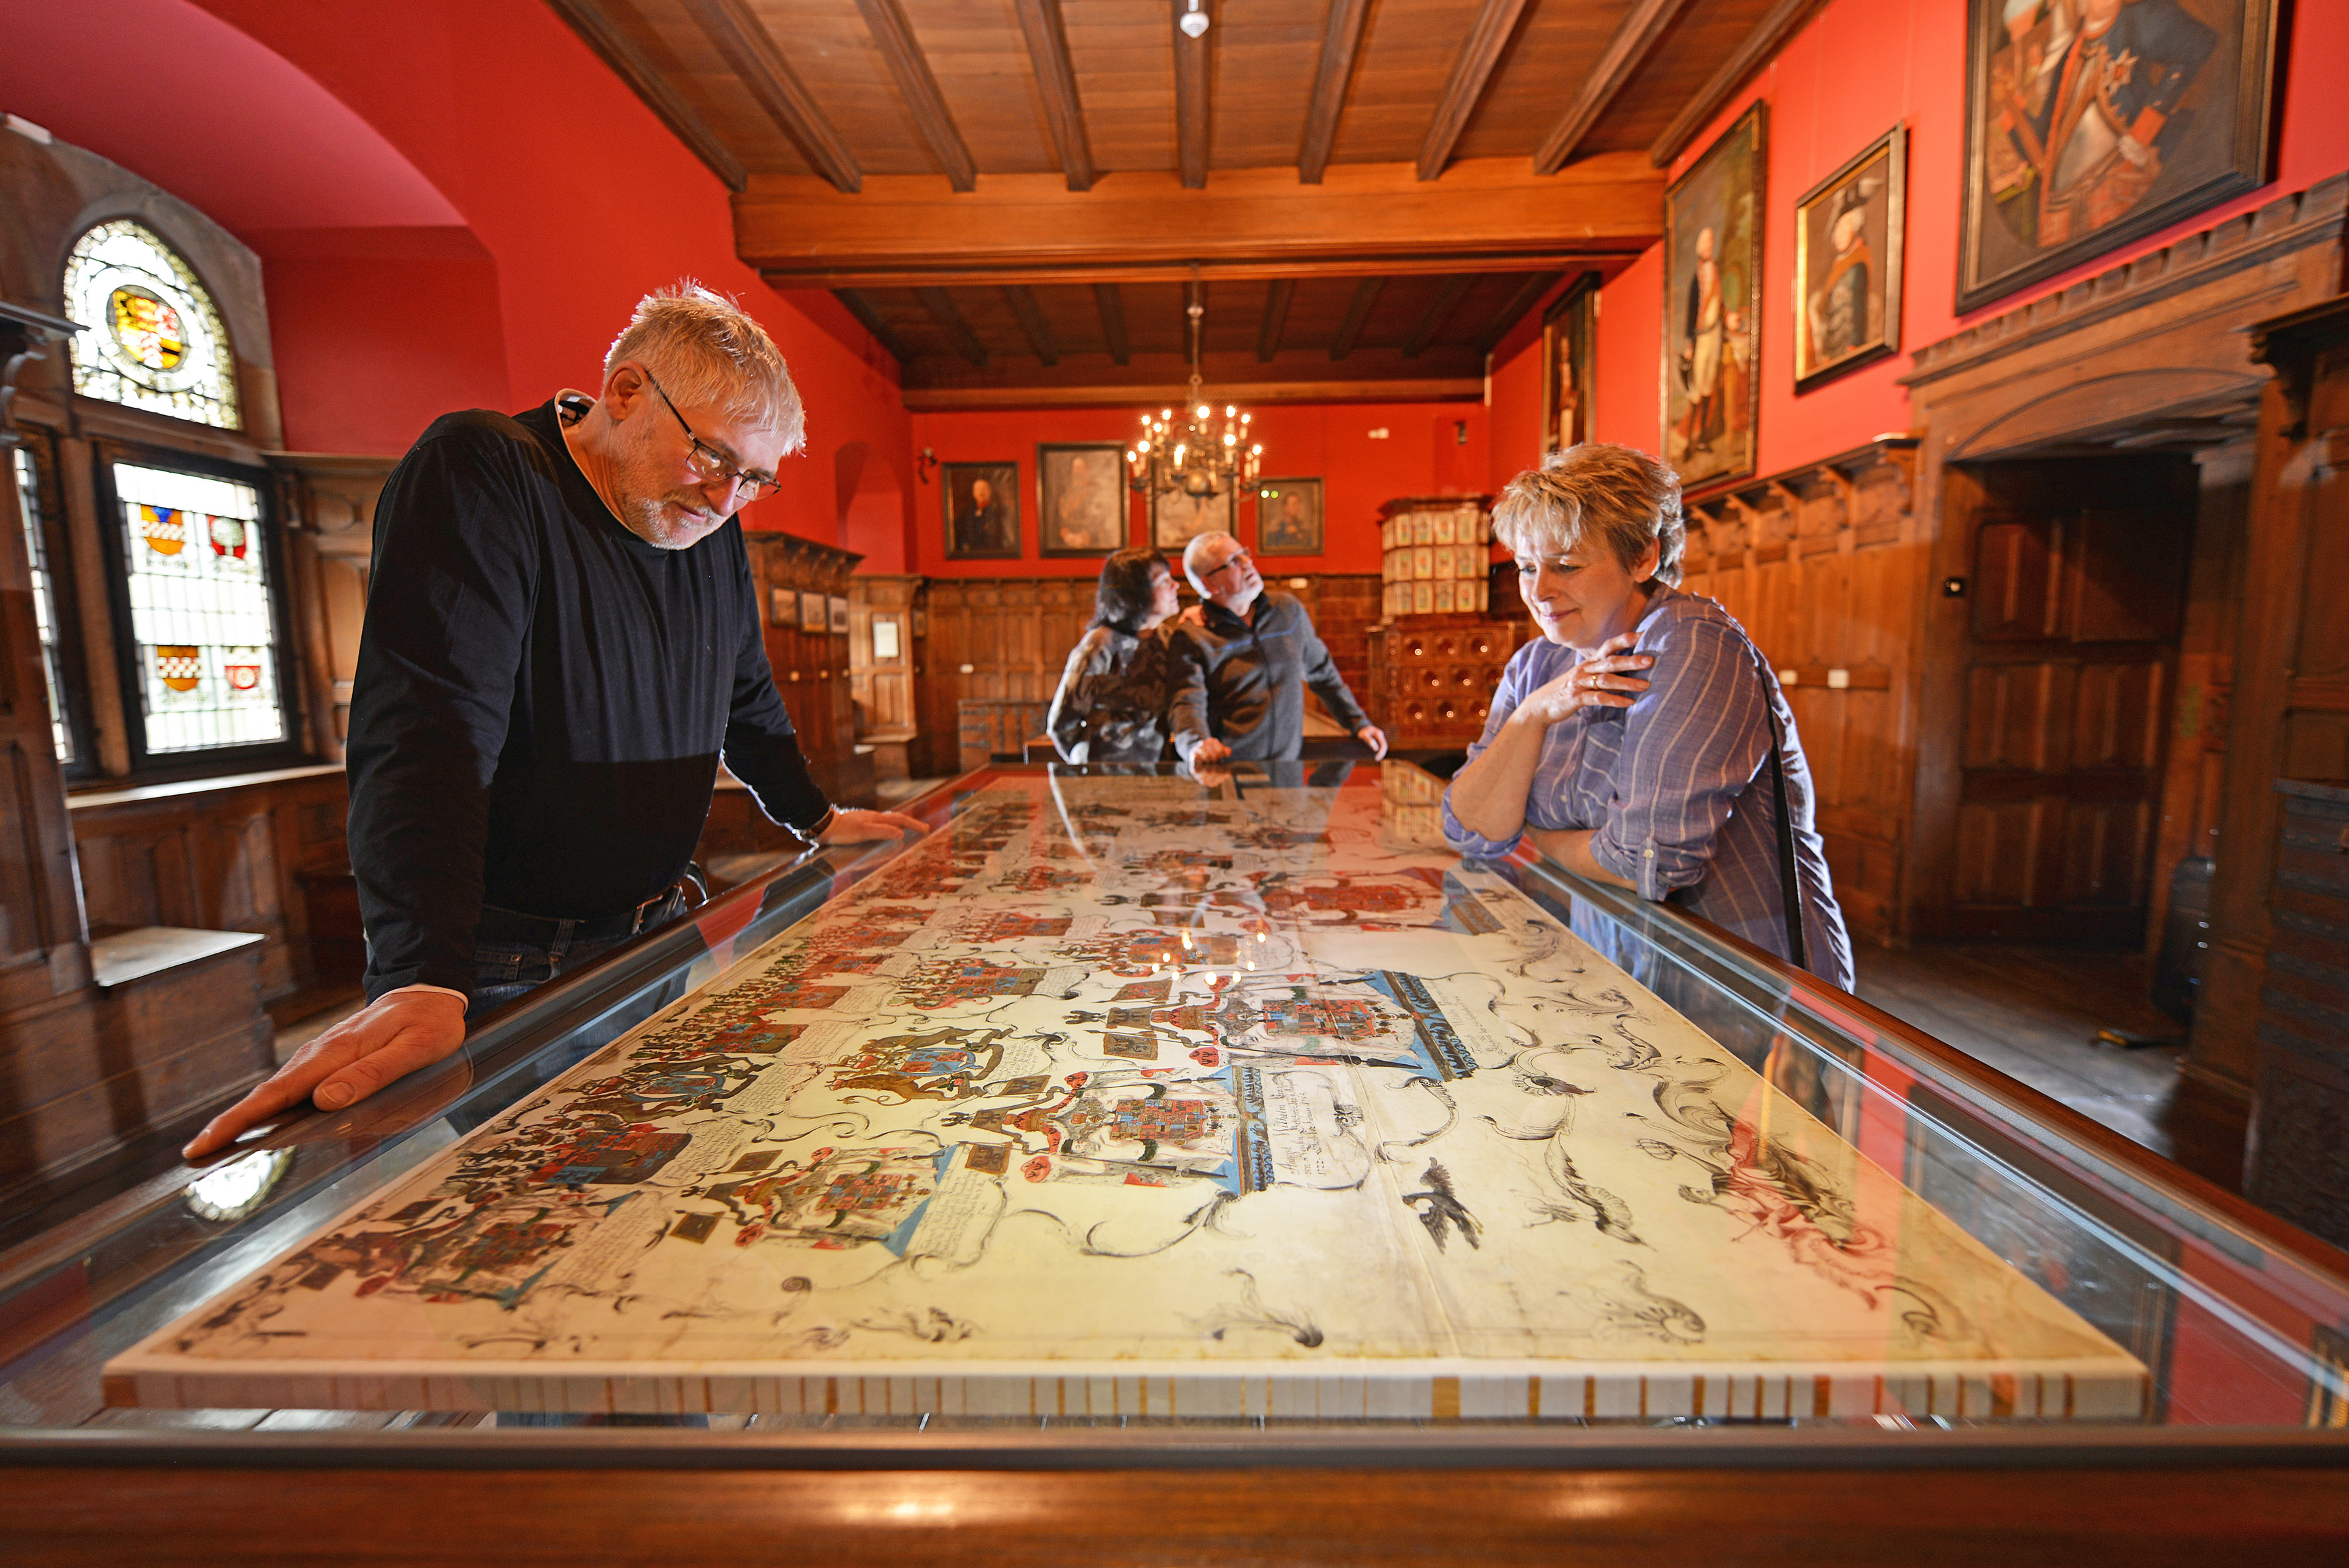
[1175,530,1387,768]
[185,284,925,1160]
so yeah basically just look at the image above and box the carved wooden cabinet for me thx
[1681,438,1923,945]
[743,533,872,809]
[847,574,922,780]
[1366,496,1518,752]
[1366,618,1524,751]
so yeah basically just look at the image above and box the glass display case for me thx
[3,762,2346,1555]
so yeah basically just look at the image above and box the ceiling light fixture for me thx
[1127,276,1262,504]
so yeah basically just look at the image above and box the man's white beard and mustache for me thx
[615,486,720,549]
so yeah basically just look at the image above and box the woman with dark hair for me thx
[1443,443,1852,987]
[1047,548,1204,764]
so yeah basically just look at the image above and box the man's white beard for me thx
[626,491,722,550]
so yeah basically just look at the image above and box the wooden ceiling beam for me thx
[1416,0,1535,182]
[1402,275,1476,359]
[1534,0,1698,176]
[545,0,747,192]
[680,0,862,193]
[1476,269,1565,353]
[1297,0,1372,185]
[853,0,977,192]
[915,286,991,366]
[906,379,1482,410]
[1094,283,1131,365]
[1012,0,1096,192]
[766,251,1633,290]
[1002,285,1060,365]
[1173,2,1211,190]
[897,347,1487,408]
[1256,278,1295,363]
[833,288,912,362]
[735,156,1661,286]
[1330,278,1385,361]
[1650,0,1828,168]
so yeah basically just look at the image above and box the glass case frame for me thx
[4,762,2348,1478]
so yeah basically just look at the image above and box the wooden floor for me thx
[1851,944,2188,1160]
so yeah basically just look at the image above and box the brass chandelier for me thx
[1125,285,1262,501]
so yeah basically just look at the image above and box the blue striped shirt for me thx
[1441,587,1854,987]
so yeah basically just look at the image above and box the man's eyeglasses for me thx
[1206,548,1253,579]
[641,369,782,503]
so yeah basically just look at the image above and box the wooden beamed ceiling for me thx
[550,0,1805,401]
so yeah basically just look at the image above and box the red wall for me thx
[1492,0,2349,486]
[2,0,919,570]
[912,401,1490,578]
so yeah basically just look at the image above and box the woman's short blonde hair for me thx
[605,281,806,453]
[1492,443,1685,587]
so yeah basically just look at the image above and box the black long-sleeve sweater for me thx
[345,401,829,1002]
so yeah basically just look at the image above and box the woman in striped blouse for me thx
[1443,444,1852,987]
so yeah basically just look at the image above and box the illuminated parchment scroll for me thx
[109,770,2144,1420]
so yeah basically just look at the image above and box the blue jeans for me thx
[467,928,630,1017]
[466,892,687,1017]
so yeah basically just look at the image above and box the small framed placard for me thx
[768,586,797,627]
[799,591,826,631]
[873,618,901,660]
[828,596,850,634]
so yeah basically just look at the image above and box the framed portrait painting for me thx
[1539,272,1599,460]
[1794,125,1907,394]
[1038,442,1127,556]
[1662,101,1765,491]
[1254,478,1323,557]
[942,461,1020,560]
[1152,487,1231,552]
[1957,0,2283,314]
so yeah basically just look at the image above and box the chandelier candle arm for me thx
[1126,289,1264,499]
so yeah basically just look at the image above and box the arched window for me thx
[60,219,241,431]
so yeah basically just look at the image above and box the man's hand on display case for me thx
[181,989,470,1161]
[1356,723,1390,760]
[817,807,931,843]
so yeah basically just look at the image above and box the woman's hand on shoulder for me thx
[1511,633,1654,729]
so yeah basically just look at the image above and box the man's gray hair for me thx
[1182,530,1238,592]
[605,282,806,454]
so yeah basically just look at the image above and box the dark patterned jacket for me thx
[1047,626,1203,764]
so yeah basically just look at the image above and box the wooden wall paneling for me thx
[849,574,922,779]
[745,534,873,808]
[66,770,351,1003]
[1917,457,2195,947]
[2204,296,2349,1191]
[1898,185,2346,1065]
[1679,440,1923,945]
[271,455,391,764]
[0,415,91,1012]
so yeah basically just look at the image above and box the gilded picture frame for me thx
[942,461,1021,560]
[1793,124,1907,394]
[1151,487,1232,552]
[1662,101,1766,492]
[1037,442,1128,557]
[1254,477,1323,558]
[1538,272,1599,461]
[1957,0,2282,314]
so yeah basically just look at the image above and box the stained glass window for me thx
[10,447,73,764]
[61,221,241,430]
[112,461,284,754]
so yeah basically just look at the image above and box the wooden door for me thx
[1943,460,2195,944]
